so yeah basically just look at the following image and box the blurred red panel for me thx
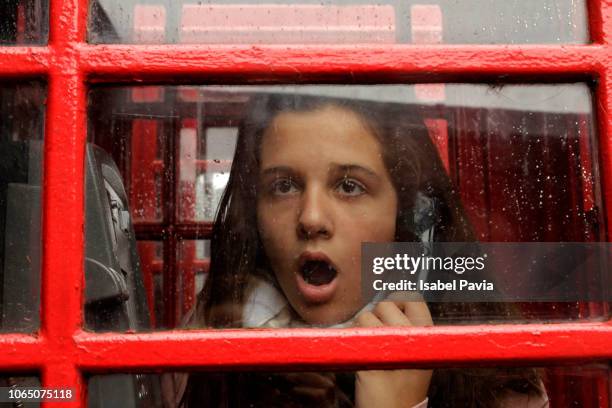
[131,87,164,103]
[180,4,396,43]
[424,118,449,173]
[131,120,163,222]
[411,4,442,44]
[133,4,167,43]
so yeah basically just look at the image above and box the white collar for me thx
[242,275,378,328]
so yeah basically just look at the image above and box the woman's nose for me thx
[297,186,333,240]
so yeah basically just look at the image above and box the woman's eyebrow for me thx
[260,166,293,176]
[331,163,381,180]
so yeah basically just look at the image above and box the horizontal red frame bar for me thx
[70,322,612,371]
[0,47,50,76]
[78,44,608,82]
[0,44,607,81]
[0,334,46,369]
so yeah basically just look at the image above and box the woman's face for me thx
[257,104,398,325]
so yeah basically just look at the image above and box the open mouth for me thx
[300,260,338,286]
[295,252,340,303]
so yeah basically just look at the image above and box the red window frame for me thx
[0,0,611,405]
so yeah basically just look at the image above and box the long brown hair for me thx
[184,92,543,407]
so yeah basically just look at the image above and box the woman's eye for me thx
[270,179,298,195]
[336,178,366,196]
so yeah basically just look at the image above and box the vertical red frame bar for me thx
[131,119,163,324]
[131,119,162,222]
[178,119,197,319]
[42,0,88,406]
[162,117,178,327]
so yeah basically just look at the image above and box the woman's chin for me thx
[296,305,359,327]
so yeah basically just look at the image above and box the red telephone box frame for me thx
[0,0,611,406]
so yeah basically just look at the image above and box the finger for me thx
[354,311,384,327]
[399,301,433,327]
[386,292,433,326]
[372,301,412,326]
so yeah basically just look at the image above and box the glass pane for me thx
[89,83,605,331]
[0,82,45,333]
[89,0,588,45]
[92,363,610,407]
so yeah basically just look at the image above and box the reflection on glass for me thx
[177,240,210,323]
[0,1,48,45]
[94,364,610,407]
[181,126,237,222]
[89,84,603,330]
[137,241,164,328]
[89,0,588,45]
[0,82,45,333]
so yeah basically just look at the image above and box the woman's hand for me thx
[354,298,433,408]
